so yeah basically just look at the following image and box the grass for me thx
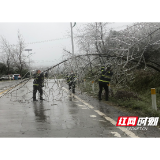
[109,88,160,126]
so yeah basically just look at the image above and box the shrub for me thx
[114,90,139,100]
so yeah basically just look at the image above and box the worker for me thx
[65,73,69,83]
[98,66,113,101]
[68,71,76,93]
[33,70,47,101]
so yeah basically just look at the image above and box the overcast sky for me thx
[0,22,134,69]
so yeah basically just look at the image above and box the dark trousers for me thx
[69,82,75,93]
[33,85,43,100]
[99,82,109,100]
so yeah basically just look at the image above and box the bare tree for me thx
[76,23,108,53]
[0,37,14,74]
[11,30,28,75]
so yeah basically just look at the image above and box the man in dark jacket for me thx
[65,73,70,84]
[33,70,47,101]
[68,71,76,93]
[98,66,113,101]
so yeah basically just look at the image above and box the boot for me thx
[105,93,108,101]
[33,98,38,101]
[40,97,45,100]
[99,93,102,100]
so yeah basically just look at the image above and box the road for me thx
[0,80,21,92]
[0,79,160,137]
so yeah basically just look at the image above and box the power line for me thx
[9,37,70,46]
[25,37,70,45]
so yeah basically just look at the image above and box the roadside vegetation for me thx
[77,67,160,125]
[0,62,29,78]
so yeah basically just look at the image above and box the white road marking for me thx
[62,87,139,138]
[90,115,97,117]
[94,110,105,116]
[111,132,121,138]
[77,104,85,106]
[99,120,106,122]
[82,108,88,109]
[90,117,106,122]
[74,95,94,109]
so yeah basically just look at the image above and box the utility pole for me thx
[70,22,79,86]
[70,22,78,70]
[70,22,74,55]
[24,49,32,77]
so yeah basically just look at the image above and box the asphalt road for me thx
[0,80,21,92]
[0,79,160,137]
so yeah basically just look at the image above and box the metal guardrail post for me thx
[151,88,157,111]
[92,81,94,92]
